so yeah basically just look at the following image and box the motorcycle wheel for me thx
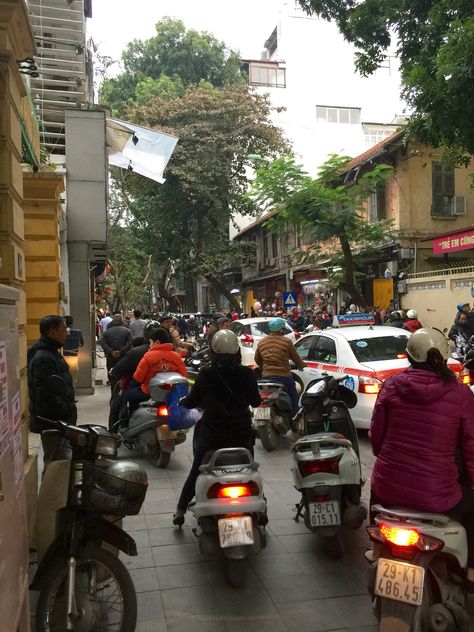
[322,530,344,559]
[36,545,137,632]
[147,442,171,469]
[378,577,431,632]
[224,558,246,588]
[258,422,279,451]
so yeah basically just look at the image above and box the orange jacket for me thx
[133,343,187,394]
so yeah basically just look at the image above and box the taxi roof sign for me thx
[333,313,375,327]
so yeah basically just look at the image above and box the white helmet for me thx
[406,327,450,363]
[406,309,417,319]
[211,329,239,354]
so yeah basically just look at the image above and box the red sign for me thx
[433,228,474,254]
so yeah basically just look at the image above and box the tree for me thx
[125,84,288,310]
[249,154,394,307]
[99,17,242,116]
[297,1,474,161]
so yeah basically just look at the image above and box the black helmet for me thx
[159,314,172,323]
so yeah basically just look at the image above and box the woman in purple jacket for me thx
[369,327,474,582]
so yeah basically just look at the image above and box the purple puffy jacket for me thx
[370,367,474,512]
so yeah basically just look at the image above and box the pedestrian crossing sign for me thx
[283,291,298,308]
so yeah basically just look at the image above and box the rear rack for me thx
[372,504,451,525]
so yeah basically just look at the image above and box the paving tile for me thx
[263,573,324,604]
[250,552,302,579]
[166,616,225,632]
[146,512,177,529]
[136,621,168,632]
[145,487,178,502]
[157,562,209,590]
[148,526,195,546]
[278,532,321,554]
[137,590,165,621]
[224,614,288,631]
[277,598,342,632]
[325,595,377,628]
[144,497,180,514]
[121,545,155,570]
[123,514,148,531]
[267,517,310,536]
[129,567,160,592]
[161,586,218,617]
[131,529,151,547]
[152,542,202,566]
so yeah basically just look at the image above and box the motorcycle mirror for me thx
[306,380,326,395]
[336,384,358,409]
[45,375,68,397]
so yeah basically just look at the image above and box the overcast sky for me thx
[88,0,288,70]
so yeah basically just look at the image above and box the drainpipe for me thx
[414,241,418,273]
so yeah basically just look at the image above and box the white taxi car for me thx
[292,316,465,429]
[233,317,298,367]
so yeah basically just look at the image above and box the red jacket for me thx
[369,367,474,512]
[133,343,187,394]
[403,319,423,333]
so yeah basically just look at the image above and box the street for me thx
[77,387,377,632]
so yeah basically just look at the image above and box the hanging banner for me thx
[432,228,474,254]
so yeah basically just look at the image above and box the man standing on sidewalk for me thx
[101,313,132,395]
[129,309,146,340]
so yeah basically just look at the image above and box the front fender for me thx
[30,516,137,590]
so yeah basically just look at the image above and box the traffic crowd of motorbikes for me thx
[26,301,474,631]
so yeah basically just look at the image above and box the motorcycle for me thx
[116,372,191,469]
[291,375,367,557]
[32,377,148,632]
[253,379,295,450]
[367,504,471,631]
[189,447,267,587]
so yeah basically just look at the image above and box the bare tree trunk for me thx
[154,265,179,312]
[339,236,367,309]
[205,275,241,312]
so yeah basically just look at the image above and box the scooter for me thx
[189,447,268,587]
[291,375,367,557]
[253,379,295,450]
[367,504,471,631]
[32,377,148,632]
[117,372,190,469]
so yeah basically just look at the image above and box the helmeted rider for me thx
[369,327,474,586]
[173,330,261,526]
[254,317,305,412]
[402,309,422,333]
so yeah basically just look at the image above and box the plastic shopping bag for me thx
[166,383,200,431]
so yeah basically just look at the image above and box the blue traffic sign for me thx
[283,291,298,308]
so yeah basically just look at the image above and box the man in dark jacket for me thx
[101,313,132,395]
[28,315,76,434]
[63,315,84,357]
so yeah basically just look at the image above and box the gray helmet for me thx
[211,330,239,354]
[406,327,450,363]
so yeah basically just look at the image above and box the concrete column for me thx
[68,241,94,394]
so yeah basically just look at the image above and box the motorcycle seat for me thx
[372,504,451,525]
[200,447,255,470]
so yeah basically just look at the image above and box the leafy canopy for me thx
[249,154,394,306]
[297,1,474,160]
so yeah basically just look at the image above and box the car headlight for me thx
[95,434,119,457]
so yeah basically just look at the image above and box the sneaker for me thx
[172,510,185,526]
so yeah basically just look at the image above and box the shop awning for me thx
[106,118,178,184]
[418,227,474,254]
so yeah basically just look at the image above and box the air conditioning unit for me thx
[453,196,466,216]
[399,248,413,260]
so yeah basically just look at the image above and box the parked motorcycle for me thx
[31,377,148,632]
[189,447,267,587]
[116,372,190,468]
[253,379,295,450]
[367,504,471,631]
[291,375,367,557]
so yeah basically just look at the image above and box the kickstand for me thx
[293,501,303,522]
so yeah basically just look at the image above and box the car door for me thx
[293,334,324,386]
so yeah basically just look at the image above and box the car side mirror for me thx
[45,375,68,397]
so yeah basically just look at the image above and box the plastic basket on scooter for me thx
[81,461,148,515]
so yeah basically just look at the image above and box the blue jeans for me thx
[263,376,299,413]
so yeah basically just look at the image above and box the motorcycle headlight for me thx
[95,434,119,457]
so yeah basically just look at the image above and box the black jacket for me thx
[110,343,148,387]
[449,321,474,345]
[100,324,132,358]
[181,363,261,440]
[27,337,77,433]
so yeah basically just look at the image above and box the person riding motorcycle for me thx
[369,327,474,585]
[160,314,194,353]
[254,317,305,412]
[172,330,261,526]
[402,308,422,333]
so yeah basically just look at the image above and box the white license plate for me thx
[218,516,254,548]
[308,500,341,527]
[375,558,424,606]
[254,407,271,420]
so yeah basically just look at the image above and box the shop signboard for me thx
[432,228,474,254]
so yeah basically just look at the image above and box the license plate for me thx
[308,500,341,527]
[254,407,271,420]
[375,558,424,606]
[156,425,177,441]
[218,516,254,548]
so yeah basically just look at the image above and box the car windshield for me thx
[349,335,409,362]
[250,322,293,337]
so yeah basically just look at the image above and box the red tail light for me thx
[297,455,342,477]
[367,521,444,552]
[157,405,168,417]
[240,332,254,348]
[207,481,260,499]
[294,331,301,340]
[358,376,382,395]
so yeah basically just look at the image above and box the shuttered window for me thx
[432,162,455,217]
